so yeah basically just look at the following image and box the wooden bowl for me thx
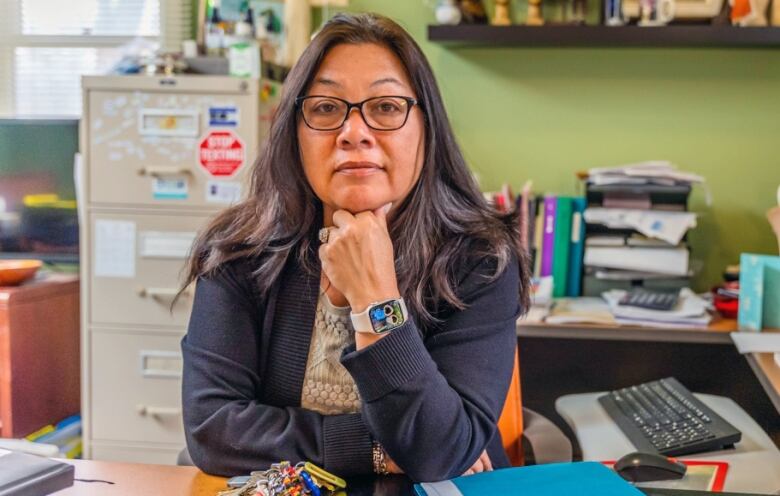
[0,259,43,286]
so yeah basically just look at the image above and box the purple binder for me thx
[540,195,557,277]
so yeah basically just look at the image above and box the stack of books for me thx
[580,161,703,297]
[514,188,588,298]
[25,415,82,459]
[488,182,588,299]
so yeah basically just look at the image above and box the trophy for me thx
[493,0,512,24]
[527,0,545,24]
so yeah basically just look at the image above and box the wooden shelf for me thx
[428,24,780,47]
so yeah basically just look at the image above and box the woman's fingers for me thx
[462,450,492,476]
[480,450,493,471]
[331,209,355,228]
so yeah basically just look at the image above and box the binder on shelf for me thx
[552,197,574,297]
[567,197,587,297]
[540,195,557,277]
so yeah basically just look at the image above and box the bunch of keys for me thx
[218,461,347,496]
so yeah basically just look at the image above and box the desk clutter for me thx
[581,161,702,297]
[218,461,346,496]
[488,161,705,302]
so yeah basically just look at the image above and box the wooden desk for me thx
[745,352,780,414]
[55,460,408,496]
[514,317,779,447]
[0,273,80,437]
[57,459,227,495]
[516,318,737,344]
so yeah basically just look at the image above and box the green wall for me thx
[323,1,780,290]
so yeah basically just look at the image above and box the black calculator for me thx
[619,289,679,311]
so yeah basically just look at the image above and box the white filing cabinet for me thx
[79,75,280,463]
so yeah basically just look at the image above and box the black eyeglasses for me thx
[295,95,419,131]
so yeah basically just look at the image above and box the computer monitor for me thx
[0,118,79,264]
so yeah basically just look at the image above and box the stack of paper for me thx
[582,161,705,296]
[602,288,712,328]
[584,208,697,247]
[588,160,705,187]
[545,297,617,325]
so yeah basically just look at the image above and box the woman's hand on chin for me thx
[318,202,400,314]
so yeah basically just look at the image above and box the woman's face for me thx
[297,43,425,217]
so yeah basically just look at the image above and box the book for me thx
[738,253,780,331]
[552,197,574,297]
[584,246,690,277]
[532,199,544,279]
[567,197,587,297]
[0,449,74,496]
[518,181,533,252]
[414,461,644,496]
[540,195,557,277]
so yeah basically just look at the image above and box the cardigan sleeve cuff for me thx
[340,321,431,403]
[322,413,373,476]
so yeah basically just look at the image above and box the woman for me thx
[181,12,530,483]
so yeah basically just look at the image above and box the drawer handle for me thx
[137,287,189,299]
[138,166,193,177]
[136,405,181,417]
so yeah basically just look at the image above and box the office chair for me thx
[497,347,573,466]
[177,347,573,468]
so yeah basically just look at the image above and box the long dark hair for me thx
[182,12,530,326]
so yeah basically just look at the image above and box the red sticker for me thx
[198,130,245,177]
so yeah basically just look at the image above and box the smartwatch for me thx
[350,298,408,334]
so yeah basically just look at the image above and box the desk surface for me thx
[55,459,415,496]
[745,352,780,414]
[556,392,780,494]
[517,318,737,344]
[55,458,761,495]
[57,459,227,495]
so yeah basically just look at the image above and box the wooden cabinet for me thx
[0,274,80,438]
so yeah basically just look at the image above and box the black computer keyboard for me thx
[598,377,742,457]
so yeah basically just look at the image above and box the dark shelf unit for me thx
[427,24,780,47]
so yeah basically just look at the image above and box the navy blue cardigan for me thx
[181,246,520,482]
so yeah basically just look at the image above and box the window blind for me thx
[21,0,160,36]
[0,0,191,117]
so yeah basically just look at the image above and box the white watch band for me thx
[350,298,408,334]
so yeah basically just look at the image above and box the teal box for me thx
[738,253,780,332]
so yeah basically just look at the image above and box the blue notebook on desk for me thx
[414,461,643,496]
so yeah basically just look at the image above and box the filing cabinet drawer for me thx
[89,211,209,328]
[90,330,184,445]
[87,86,257,209]
[90,442,183,465]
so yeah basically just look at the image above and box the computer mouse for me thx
[614,451,687,483]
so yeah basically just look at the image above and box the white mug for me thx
[639,0,676,25]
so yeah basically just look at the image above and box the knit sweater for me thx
[181,245,521,483]
[300,293,361,415]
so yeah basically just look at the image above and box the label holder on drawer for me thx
[138,108,200,137]
[139,350,182,379]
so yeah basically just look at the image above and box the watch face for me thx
[369,300,405,333]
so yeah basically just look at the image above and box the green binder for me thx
[552,196,574,298]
